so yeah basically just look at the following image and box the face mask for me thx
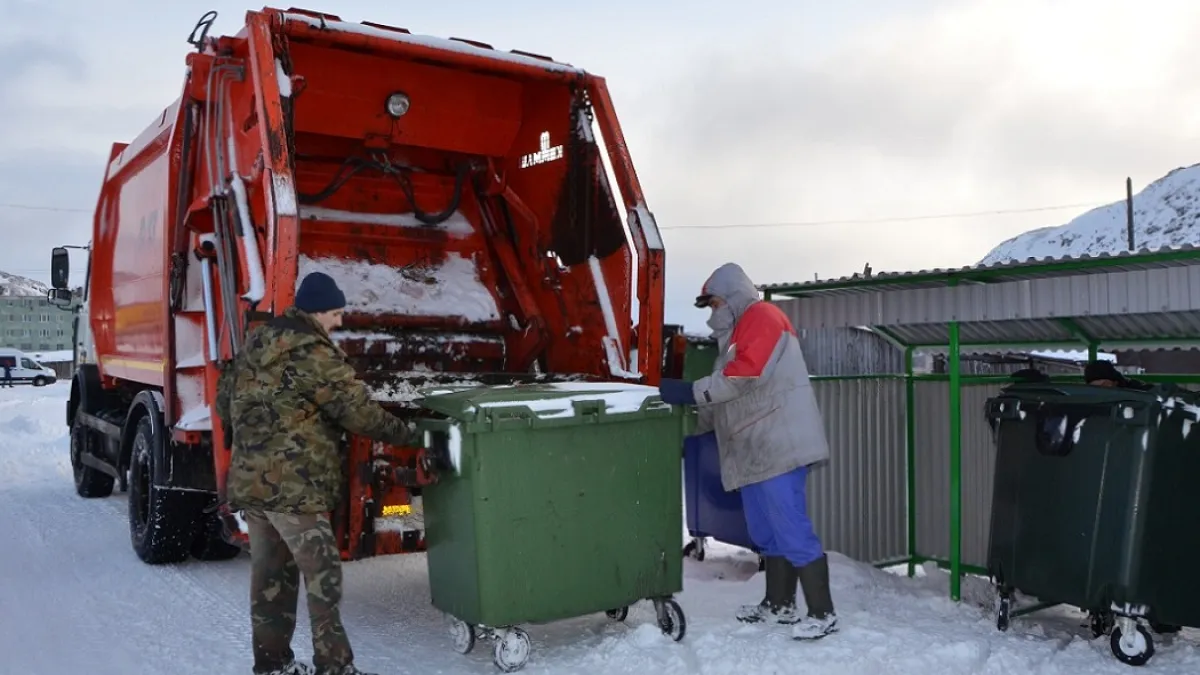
[707,304,736,336]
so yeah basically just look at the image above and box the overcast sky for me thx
[2,0,1198,331]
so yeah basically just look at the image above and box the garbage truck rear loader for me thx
[47,6,667,565]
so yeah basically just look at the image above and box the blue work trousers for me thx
[740,465,824,567]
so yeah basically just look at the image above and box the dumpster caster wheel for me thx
[1090,611,1115,638]
[683,537,706,561]
[1110,624,1154,666]
[654,598,687,642]
[995,594,1012,632]
[449,618,475,655]
[605,606,629,622]
[492,627,531,673]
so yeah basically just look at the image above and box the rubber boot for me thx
[736,556,800,624]
[793,554,838,640]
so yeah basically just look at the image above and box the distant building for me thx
[0,295,76,352]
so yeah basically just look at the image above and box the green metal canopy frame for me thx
[758,245,1200,602]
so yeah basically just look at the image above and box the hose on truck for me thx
[297,154,471,226]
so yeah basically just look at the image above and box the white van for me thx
[0,349,59,387]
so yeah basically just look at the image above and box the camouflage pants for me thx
[245,510,353,674]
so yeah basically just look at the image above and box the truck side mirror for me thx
[47,288,73,308]
[50,247,70,289]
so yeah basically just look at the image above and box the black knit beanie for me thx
[294,272,347,314]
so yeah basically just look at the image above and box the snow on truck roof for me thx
[280,12,585,74]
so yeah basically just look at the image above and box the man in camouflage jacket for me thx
[216,271,414,675]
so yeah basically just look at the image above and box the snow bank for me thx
[297,253,500,322]
[3,384,1199,675]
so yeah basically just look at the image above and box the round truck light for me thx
[386,92,411,118]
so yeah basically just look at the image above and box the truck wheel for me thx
[32,377,47,387]
[190,507,244,561]
[128,414,200,564]
[70,423,114,498]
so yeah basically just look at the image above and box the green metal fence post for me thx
[948,320,962,601]
[905,347,917,578]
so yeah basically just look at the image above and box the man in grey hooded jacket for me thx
[658,262,837,640]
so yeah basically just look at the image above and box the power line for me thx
[0,198,1108,230]
[0,202,90,213]
[656,201,1106,231]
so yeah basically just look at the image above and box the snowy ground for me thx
[3,383,1199,674]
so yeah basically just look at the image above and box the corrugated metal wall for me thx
[799,328,905,375]
[796,379,1003,569]
[807,378,908,563]
[911,382,1003,568]
[685,321,1013,569]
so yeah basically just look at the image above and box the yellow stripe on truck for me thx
[102,357,165,372]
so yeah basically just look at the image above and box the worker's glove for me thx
[658,378,696,406]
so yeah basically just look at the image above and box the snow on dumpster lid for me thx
[416,382,669,421]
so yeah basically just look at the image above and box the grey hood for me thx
[696,262,761,319]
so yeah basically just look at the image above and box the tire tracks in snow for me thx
[0,389,254,673]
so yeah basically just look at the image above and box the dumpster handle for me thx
[986,398,1024,422]
[1110,402,1152,427]
[1032,408,1084,457]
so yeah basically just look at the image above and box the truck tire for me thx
[127,414,202,564]
[70,423,114,498]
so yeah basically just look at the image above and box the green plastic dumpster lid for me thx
[415,381,671,422]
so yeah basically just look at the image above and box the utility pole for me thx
[1126,177,1135,251]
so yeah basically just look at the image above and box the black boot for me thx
[793,554,838,639]
[736,556,800,623]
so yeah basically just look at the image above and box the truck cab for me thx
[46,244,95,369]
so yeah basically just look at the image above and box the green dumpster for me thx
[415,381,688,672]
[984,382,1200,666]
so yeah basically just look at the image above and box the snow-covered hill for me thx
[0,270,49,297]
[980,163,1200,265]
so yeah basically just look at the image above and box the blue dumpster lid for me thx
[415,381,671,422]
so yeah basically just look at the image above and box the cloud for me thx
[4,0,1200,333]
[0,35,97,285]
[627,0,1200,328]
[0,151,100,287]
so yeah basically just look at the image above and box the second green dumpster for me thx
[415,381,688,672]
[984,381,1200,667]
